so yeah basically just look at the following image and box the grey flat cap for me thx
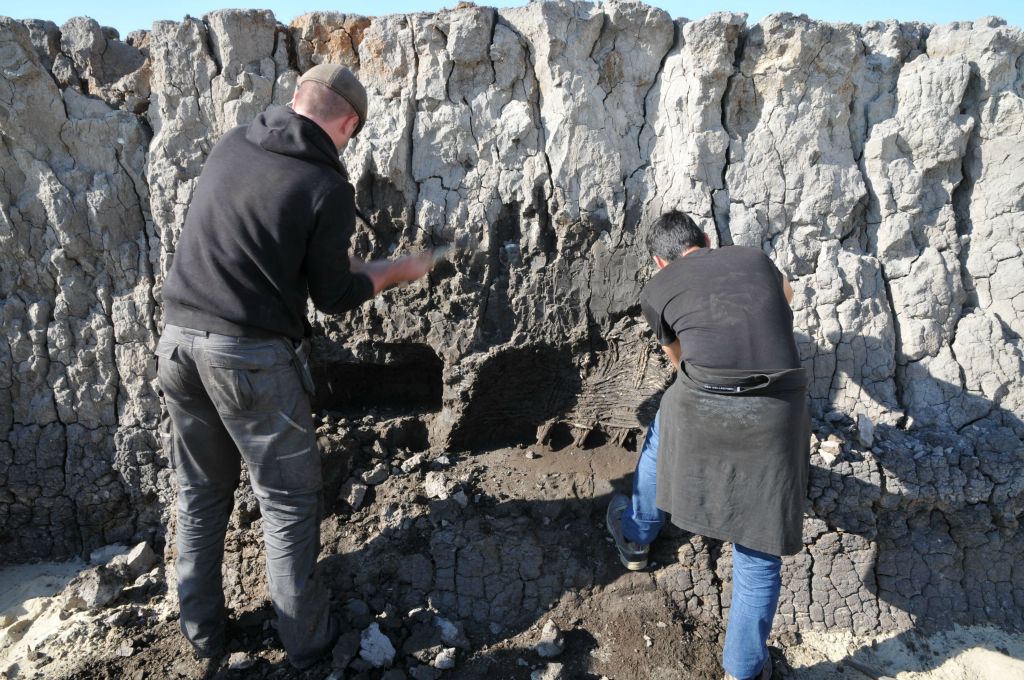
[298,64,368,136]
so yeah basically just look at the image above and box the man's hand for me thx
[351,251,436,295]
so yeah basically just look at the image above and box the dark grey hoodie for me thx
[162,105,373,340]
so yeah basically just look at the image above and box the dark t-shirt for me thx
[640,246,800,370]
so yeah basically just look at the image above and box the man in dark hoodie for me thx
[155,65,433,668]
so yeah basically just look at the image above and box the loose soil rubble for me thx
[4,427,731,680]
[5,410,1024,679]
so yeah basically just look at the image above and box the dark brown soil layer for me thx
[57,443,739,679]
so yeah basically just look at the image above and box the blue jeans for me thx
[621,410,667,544]
[623,408,782,679]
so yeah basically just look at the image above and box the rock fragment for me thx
[110,542,156,580]
[359,622,396,668]
[60,567,124,611]
[432,647,456,669]
[534,620,565,658]
[332,630,361,669]
[340,480,369,510]
[423,472,450,500]
[531,662,564,680]
[344,599,373,629]
[433,615,469,649]
[363,463,390,486]
[819,437,843,466]
[401,453,426,472]
[857,413,875,448]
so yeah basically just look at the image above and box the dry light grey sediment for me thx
[0,0,1022,645]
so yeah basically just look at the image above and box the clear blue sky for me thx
[5,0,1021,38]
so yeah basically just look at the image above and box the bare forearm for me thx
[349,253,433,295]
[662,339,682,371]
[360,260,400,295]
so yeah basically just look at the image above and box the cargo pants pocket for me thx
[199,343,292,416]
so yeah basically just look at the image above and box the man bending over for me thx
[607,211,809,680]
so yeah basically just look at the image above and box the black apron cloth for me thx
[655,363,810,556]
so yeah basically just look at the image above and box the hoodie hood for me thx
[245,105,345,176]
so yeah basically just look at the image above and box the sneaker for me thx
[606,493,650,570]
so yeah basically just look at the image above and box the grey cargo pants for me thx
[156,324,334,666]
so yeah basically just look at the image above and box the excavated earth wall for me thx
[1,1,1023,639]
